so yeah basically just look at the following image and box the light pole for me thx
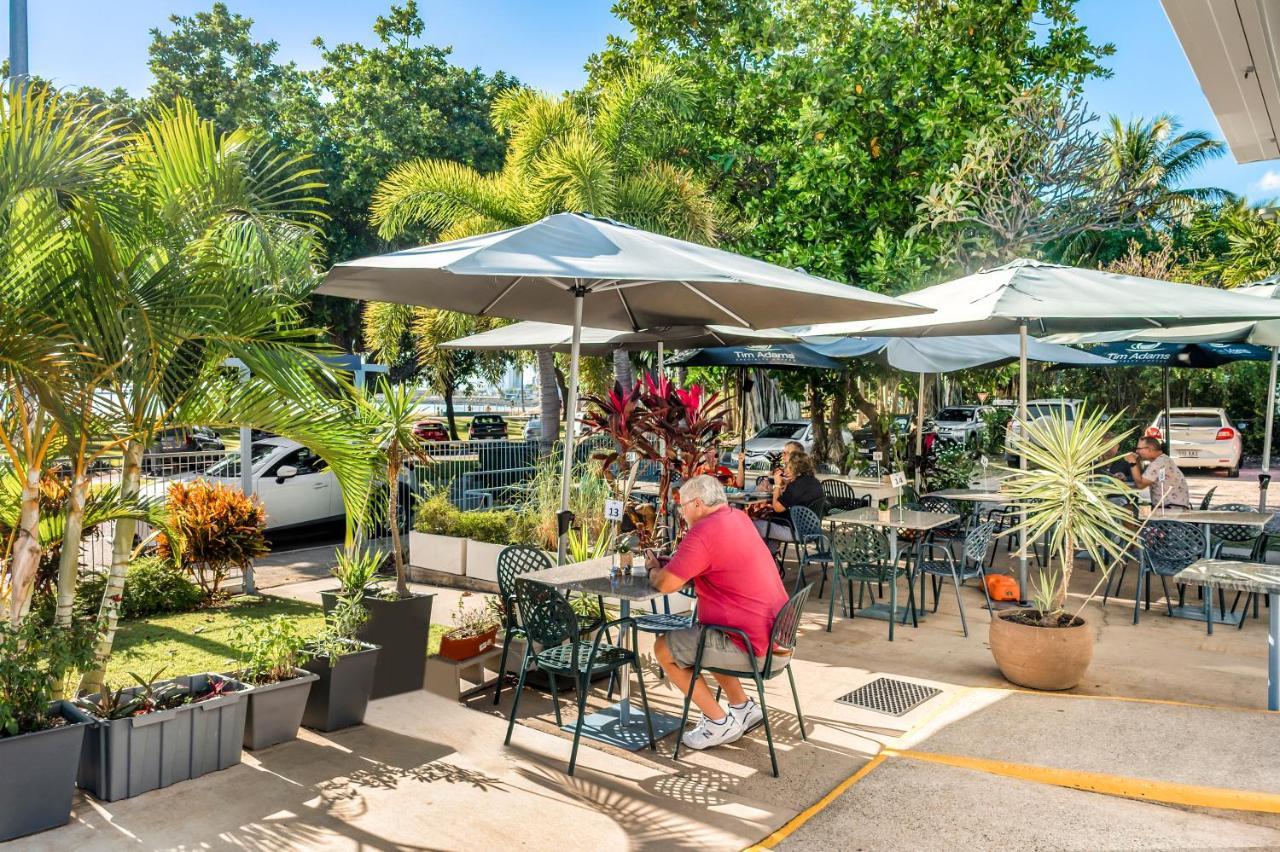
[9,0,28,82]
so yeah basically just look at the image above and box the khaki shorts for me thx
[664,626,788,672]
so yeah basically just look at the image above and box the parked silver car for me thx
[932,405,993,446]
[735,419,852,468]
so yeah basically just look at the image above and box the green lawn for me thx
[105,595,450,687]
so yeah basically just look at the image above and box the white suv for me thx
[1147,408,1242,477]
[932,405,994,447]
[1005,398,1083,465]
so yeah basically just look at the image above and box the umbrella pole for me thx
[557,290,585,565]
[915,372,925,489]
[658,342,665,377]
[1263,347,1278,511]
[739,366,748,461]
[1018,320,1029,606]
[1162,366,1171,440]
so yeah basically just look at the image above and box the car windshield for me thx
[474,416,502,424]
[755,423,806,440]
[1028,403,1075,421]
[204,443,277,477]
[936,408,972,422]
[1169,414,1223,429]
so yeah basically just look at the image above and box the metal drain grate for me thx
[835,677,941,717]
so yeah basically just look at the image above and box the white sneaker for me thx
[728,698,764,732]
[681,713,744,750]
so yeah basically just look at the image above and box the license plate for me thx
[1177,449,1200,458]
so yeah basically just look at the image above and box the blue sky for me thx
[4,0,1277,200]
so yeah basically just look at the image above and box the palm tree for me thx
[367,60,718,453]
[1099,114,1230,223]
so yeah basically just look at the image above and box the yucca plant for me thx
[1002,405,1138,625]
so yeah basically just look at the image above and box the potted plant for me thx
[0,617,96,841]
[408,488,467,577]
[302,590,380,732]
[69,667,249,801]
[229,615,319,750]
[437,597,501,662]
[991,406,1135,690]
[320,543,433,699]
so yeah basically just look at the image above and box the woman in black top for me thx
[752,451,824,554]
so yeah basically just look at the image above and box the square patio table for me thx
[826,505,960,622]
[1142,510,1274,625]
[1175,559,1280,710]
[526,557,683,750]
[924,487,1016,505]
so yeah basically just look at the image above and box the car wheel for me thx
[1228,464,1240,478]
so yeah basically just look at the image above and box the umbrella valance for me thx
[666,343,842,370]
[1085,341,1274,368]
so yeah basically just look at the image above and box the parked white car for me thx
[735,419,852,468]
[1147,408,1242,477]
[932,405,994,446]
[1005,398,1084,464]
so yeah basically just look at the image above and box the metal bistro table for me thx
[826,505,961,622]
[1175,559,1280,710]
[1152,509,1275,626]
[527,557,684,750]
[817,473,902,504]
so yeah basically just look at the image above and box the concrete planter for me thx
[71,674,248,802]
[321,591,434,699]
[301,641,380,732]
[989,610,1094,691]
[463,540,506,584]
[408,531,466,576]
[238,668,319,750]
[0,702,90,841]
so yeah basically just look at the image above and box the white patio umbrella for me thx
[319,212,929,561]
[439,320,798,356]
[794,259,1280,601]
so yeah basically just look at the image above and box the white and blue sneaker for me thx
[728,698,764,732]
[681,712,744,750]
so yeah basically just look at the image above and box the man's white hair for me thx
[679,474,727,507]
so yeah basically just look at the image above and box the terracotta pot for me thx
[988,609,1094,691]
[438,626,499,662]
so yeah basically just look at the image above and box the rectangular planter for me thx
[300,641,379,732]
[71,674,248,802]
[321,591,434,699]
[238,668,319,750]
[408,531,466,576]
[464,540,507,584]
[0,702,90,842]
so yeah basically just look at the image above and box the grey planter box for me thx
[301,641,379,732]
[237,668,319,750]
[0,702,90,842]
[320,590,433,699]
[70,673,248,802]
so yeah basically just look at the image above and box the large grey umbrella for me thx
[794,259,1280,602]
[439,320,798,356]
[319,212,929,562]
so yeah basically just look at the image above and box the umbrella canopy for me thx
[808,334,1112,372]
[439,320,798,356]
[319,212,929,331]
[667,343,842,370]
[1083,341,1274,368]
[795,259,1280,338]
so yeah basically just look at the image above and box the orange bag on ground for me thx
[985,574,1020,602]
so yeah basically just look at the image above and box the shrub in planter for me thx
[320,544,433,698]
[230,616,318,750]
[993,406,1135,690]
[75,557,204,620]
[70,668,249,802]
[451,509,541,583]
[303,591,379,731]
[0,617,96,841]
[410,489,466,575]
[156,480,268,597]
[438,597,500,662]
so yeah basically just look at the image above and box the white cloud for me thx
[1254,170,1280,192]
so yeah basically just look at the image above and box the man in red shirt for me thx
[647,475,791,750]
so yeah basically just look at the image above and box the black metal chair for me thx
[636,586,698,634]
[827,524,912,640]
[915,521,996,637]
[673,585,812,777]
[504,578,655,775]
[493,545,554,706]
[1198,486,1218,510]
[1208,503,1261,558]
[821,478,867,516]
[1131,520,1205,627]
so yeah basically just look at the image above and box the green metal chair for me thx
[493,545,553,706]
[915,521,996,637]
[504,578,655,776]
[672,585,812,777]
[827,524,912,640]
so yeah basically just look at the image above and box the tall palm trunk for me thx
[388,446,407,597]
[443,383,459,440]
[612,348,633,389]
[7,464,44,627]
[536,351,560,455]
[826,373,849,469]
[81,439,143,695]
[54,472,89,627]
[808,378,828,463]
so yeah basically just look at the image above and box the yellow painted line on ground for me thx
[885,748,1280,814]
[1008,688,1278,715]
[745,754,887,850]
